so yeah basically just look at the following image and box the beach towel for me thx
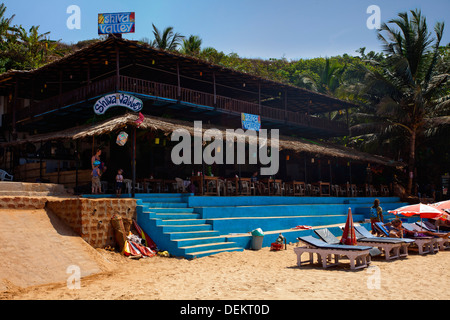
[133,219,158,251]
[130,240,156,257]
[122,240,142,257]
[293,225,313,230]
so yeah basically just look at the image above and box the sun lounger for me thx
[353,225,411,260]
[416,221,449,234]
[399,223,439,255]
[405,223,446,252]
[295,236,372,270]
[373,222,391,237]
[415,221,450,251]
[314,228,382,258]
[373,222,435,255]
[311,228,380,264]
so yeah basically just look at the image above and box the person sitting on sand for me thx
[385,219,450,239]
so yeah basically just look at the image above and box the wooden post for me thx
[58,70,63,108]
[132,126,136,197]
[304,157,307,184]
[31,78,35,118]
[177,61,181,99]
[86,64,91,98]
[12,78,18,140]
[39,140,43,182]
[115,45,120,91]
[213,71,216,107]
[258,83,261,116]
[75,139,79,191]
[284,89,287,122]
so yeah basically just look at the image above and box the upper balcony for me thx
[7,74,348,137]
[0,37,353,138]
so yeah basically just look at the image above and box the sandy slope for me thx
[0,209,112,292]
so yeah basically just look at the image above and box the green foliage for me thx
[0,3,62,72]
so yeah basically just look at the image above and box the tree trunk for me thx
[407,129,416,195]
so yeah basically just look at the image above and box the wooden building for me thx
[0,36,403,194]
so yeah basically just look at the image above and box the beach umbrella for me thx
[388,203,443,219]
[388,203,444,231]
[340,207,357,245]
[429,200,450,221]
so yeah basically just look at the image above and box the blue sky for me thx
[3,0,450,60]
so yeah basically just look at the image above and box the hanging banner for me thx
[98,12,135,34]
[93,93,143,115]
[241,113,261,131]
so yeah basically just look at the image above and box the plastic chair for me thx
[0,169,13,181]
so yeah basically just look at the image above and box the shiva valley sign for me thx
[241,113,261,131]
[98,12,135,34]
[93,93,143,115]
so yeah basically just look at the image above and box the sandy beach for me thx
[1,243,449,301]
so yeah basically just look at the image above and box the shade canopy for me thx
[429,200,450,221]
[1,113,405,168]
[388,203,443,220]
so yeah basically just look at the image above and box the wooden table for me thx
[227,177,252,195]
[311,182,331,196]
[143,179,164,193]
[163,179,176,193]
[347,184,357,197]
[190,176,219,196]
[260,178,283,196]
[289,180,306,196]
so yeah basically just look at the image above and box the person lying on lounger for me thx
[385,219,450,239]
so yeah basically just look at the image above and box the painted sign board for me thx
[241,113,261,131]
[93,93,143,115]
[98,12,135,34]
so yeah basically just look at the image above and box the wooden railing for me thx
[13,75,348,134]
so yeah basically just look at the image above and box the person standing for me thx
[116,169,124,197]
[370,199,383,235]
[92,160,102,194]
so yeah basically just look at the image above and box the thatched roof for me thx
[3,113,404,168]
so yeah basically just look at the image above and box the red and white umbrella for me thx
[388,203,444,232]
[340,207,357,245]
[388,203,443,219]
[429,200,450,221]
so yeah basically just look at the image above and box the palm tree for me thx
[16,25,59,69]
[353,10,449,194]
[150,24,184,51]
[0,3,16,44]
[294,58,346,95]
[180,35,202,56]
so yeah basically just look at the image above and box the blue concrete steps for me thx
[136,194,245,259]
[136,194,410,259]
[158,223,213,233]
[158,218,207,225]
[167,230,221,240]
